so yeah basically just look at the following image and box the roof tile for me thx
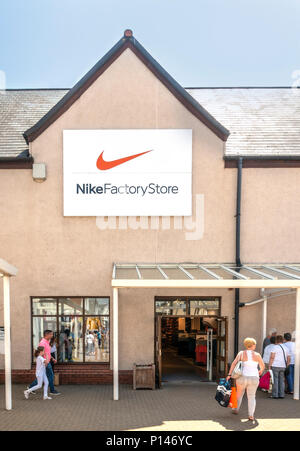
[1,87,300,158]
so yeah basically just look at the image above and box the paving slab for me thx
[0,384,299,431]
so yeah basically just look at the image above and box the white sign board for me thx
[63,129,192,216]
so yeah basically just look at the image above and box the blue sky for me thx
[1,0,300,89]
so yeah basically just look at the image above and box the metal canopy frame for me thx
[0,258,18,411]
[112,263,300,288]
[111,262,300,402]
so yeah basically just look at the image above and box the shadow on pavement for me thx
[0,384,299,431]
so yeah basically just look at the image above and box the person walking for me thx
[269,335,291,399]
[227,338,265,421]
[50,336,57,371]
[262,328,277,354]
[263,336,276,369]
[24,346,52,400]
[28,330,61,396]
[283,332,295,394]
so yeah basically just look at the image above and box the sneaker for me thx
[50,390,61,395]
[43,396,52,400]
[24,390,29,399]
[26,386,36,395]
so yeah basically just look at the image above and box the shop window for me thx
[58,317,83,362]
[155,299,187,315]
[155,297,220,316]
[190,299,220,316]
[85,297,109,315]
[32,316,57,351]
[32,298,57,316]
[31,297,110,364]
[85,316,109,363]
[59,298,83,315]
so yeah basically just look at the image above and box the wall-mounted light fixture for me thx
[32,163,46,182]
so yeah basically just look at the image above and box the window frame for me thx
[31,296,110,366]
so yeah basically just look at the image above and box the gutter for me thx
[0,155,34,169]
[224,154,300,168]
[224,155,300,161]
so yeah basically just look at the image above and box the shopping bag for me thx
[259,371,270,391]
[229,386,238,409]
[215,381,232,408]
[269,369,274,385]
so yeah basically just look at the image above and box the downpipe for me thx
[234,157,243,355]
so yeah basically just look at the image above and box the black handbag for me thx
[215,381,232,408]
[279,345,290,377]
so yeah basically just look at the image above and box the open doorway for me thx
[154,297,228,387]
[161,316,217,383]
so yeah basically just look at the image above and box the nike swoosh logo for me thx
[96,149,152,170]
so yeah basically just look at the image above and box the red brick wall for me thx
[0,366,133,385]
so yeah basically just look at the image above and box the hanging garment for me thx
[86,317,101,331]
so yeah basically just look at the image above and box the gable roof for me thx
[23,30,229,144]
[1,87,300,165]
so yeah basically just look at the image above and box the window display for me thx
[31,297,110,364]
[58,317,83,362]
[85,316,109,362]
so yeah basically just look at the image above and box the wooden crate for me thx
[133,363,155,390]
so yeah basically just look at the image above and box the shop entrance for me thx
[154,297,228,387]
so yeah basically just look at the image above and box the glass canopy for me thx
[112,263,300,288]
[113,264,300,281]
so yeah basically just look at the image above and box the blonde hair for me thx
[244,338,256,349]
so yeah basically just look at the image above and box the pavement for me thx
[0,383,300,431]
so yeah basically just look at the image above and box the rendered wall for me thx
[0,48,299,372]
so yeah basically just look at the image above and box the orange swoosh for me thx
[96,149,152,170]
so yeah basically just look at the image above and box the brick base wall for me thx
[0,366,133,385]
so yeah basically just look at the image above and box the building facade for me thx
[1,31,300,385]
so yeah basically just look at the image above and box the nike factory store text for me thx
[63,129,192,216]
[76,183,179,196]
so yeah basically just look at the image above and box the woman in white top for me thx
[24,346,52,400]
[227,338,265,421]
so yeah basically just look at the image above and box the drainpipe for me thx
[234,157,243,355]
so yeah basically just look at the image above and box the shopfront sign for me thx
[63,129,192,216]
